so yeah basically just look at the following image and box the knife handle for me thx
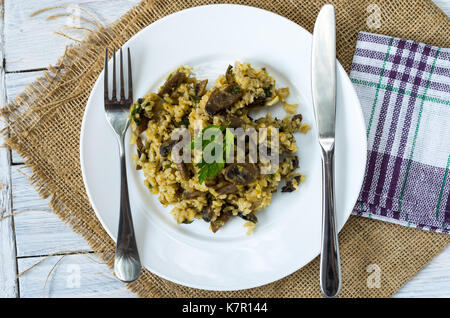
[319,146,341,297]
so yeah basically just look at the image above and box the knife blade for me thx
[311,4,341,298]
[312,4,336,145]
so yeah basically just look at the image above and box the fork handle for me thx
[319,147,341,297]
[114,135,141,283]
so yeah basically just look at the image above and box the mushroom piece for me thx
[158,72,187,97]
[238,212,258,223]
[159,139,177,157]
[137,116,149,135]
[247,92,266,108]
[194,79,208,97]
[136,137,145,158]
[215,183,239,195]
[293,157,299,169]
[201,206,213,222]
[281,175,303,193]
[292,114,303,122]
[205,84,243,115]
[225,65,234,84]
[223,163,260,185]
[210,214,230,233]
[135,137,146,171]
[177,162,189,180]
[281,182,296,192]
[286,156,299,169]
[204,178,218,187]
[183,189,204,200]
[227,115,244,128]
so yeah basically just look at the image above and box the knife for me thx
[311,4,341,297]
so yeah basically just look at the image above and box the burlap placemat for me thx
[2,0,450,298]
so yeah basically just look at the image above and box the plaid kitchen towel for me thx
[350,31,450,234]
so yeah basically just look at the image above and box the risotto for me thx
[129,62,310,234]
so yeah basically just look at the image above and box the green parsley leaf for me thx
[192,124,234,184]
[264,85,273,98]
[224,128,234,160]
[130,103,143,125]
[180,116,190,127]
[189,94,202,104]
[191,125,226,150]
[202,124,227,132]
[232,86,242,95]
[197,160,224,184]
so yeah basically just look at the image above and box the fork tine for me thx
[112,49,117,100]
[120,48,125,101]
[104,48,109,100]
[128,47,133,101]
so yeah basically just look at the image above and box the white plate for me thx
[80,4,367,291]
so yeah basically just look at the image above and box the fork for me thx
[104,47,141,283]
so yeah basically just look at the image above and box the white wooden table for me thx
[0,0,449,298]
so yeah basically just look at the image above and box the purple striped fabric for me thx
[350,32,450,234]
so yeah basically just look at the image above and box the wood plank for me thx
[17,253,135,297]
[11,166,49,211]
[14,210,93,257]
[7,72,43,164]
[433,0,450,15]
[5,71,43,104]
[0,122,18,298]
[11,149,23,165]
[395,246,450,297]
[6,72,93,257]
[0,0,19,297]
[5,71,44,164]
[3,0,449,73]
[12,165,92,257]
[4,0,140,72]
[16,247,450,298]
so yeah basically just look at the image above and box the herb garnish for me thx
[189,94,202,104]
[264,85,272,98]
[232,86,242,95]
[191,124,234,184]
[180,116,190,127]
[130,103,143,125]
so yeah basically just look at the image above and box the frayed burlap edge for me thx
[1,0,449,298]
